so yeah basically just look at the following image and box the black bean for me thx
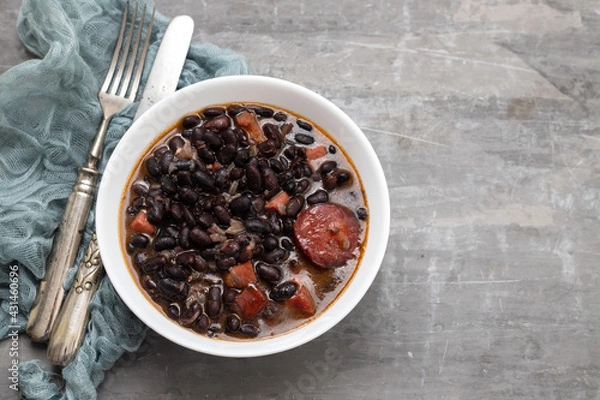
[356,207,368,220]
[163,225,179,238]
[263,248,286,264]
[146,158,160,177]
[273,111,287,121]
[176,171,193,187]
[198,147,216,164]
[239,324,259,337]
[178,251,207,272]
[262,168,278,192]
[203,107,226,118]
[268,214,283,236]
[220,239,241,256]
[294,133,314,145]
[254,106,274,117]
[189,227,212,246]
[175,159,192,171]
[244,218,272,235]
[142,254,168,274]
[214,168,230,190]
[234,148,250,167]
[227,104,246,116]
[178,187,198,204]
[196,213,216,229]
[246,163,263,193]
[328,144,337,154]
[207,287,222,317]
[319,160,337,175]
[269,158,284,173]
[282,180,296,194]
[213,205,231,226]
[147,204,164,225]
[282,217,295,237]
[295,178,310,194]
[217,143,237,165]
[159,150,174,174]
[204,130,224,150]
[142,275,157,291]
[336,170,352,185]
[201,247,218,261]
[257,139,279,157]
[182,115,201,129]
[160,176,176,195]
[307,188,329,203]
[167,303,181,319]
[157,278,188,300]
[192,170,215,191]
[221,129,238,147]
[193,314,210,333]
[179,301,202,326]
[153,236,177,251]
[227,196,249,217]
[226,314,241,332]
[286,195,305,218]
[165,264,189,281]
[134,252,147,268]
[283,146,296,160]
[281,238,294,251]
[263,123,281,143]
[132,180,150,196]
[216,255,237,271]
[296,119,313,131]
[191,126,206,145]
[130,233,148,248]
[168,136,185,151]
[256,262,282,284]
[270,281,298,301]
[222,288,239,304]
[263,235,278,252]
[323,173,338,191]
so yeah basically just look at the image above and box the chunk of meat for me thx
[224,261,257,288]
[285,284,316,317]
[234,110,266,144]
[235,284,268,319]
[130,210,156,235]
[293,203,361,268]
[264,190,290,215]
[305,145,327,160]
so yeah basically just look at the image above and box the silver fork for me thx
[26,1,155,344]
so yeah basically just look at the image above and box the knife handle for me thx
[26,166,99,343]
[47,234,104,366]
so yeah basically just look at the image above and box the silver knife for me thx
[46,15,195,366]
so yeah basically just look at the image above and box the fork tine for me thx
[100,0,129,93]
[108,2,138,95]
[117,3,147,97]
[127,6,155,100]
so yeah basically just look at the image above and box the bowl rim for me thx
[96,75,390,358]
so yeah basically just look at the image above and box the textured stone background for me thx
[1,0,600,398]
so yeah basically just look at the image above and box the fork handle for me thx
[26,166,99,342]
[48,234,104,366]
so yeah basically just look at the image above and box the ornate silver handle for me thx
[47,233,104,366]
[26,166,100,343]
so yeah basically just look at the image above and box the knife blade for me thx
[134,15,194,119]
[46,15,195,367]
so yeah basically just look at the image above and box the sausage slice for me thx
[293,203,361,268]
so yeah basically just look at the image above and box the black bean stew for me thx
[121,103,368,340]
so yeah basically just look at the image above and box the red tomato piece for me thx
[235,284,267,319]
[224,261,257,288]
[130,210,156,235]
[264,190,290,215]
[285,284,316,317]
[293,203,361,268]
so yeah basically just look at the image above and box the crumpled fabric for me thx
[0,0,250,398]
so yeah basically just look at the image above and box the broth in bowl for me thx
[122,103,368,340]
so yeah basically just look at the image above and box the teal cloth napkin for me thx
[0,0,250,398]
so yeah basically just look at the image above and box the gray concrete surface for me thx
[2,0,600,399]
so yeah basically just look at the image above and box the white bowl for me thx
[96,75,390,358]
